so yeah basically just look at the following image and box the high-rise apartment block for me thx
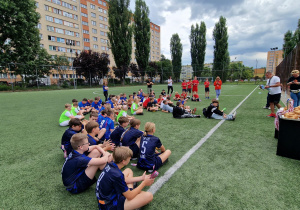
[34,0,160,83]
[266,49,283,74]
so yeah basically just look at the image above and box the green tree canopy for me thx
[0,0,42,77]
[170,34,183,81]
[212,16,230,82]
[107,0,133,84]
[133,0,150,78]
[190,22,206,77]
[283,30,295,58]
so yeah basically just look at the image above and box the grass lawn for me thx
[1,83,300,209]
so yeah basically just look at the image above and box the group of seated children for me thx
[60,96,172,209]
[173,90,200,102]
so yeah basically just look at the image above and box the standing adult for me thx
[103,81,109,101]
[167,76,173,96]
[287,70,300,107]
[265,71,282,117]
[147,78,153,94]
[192,76,199,93]
[214,76,222,100]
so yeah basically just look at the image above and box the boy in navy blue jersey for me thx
[137,122,171,172]
[85,121,108,146]
[78,98,92,114]
[120,119,143,158]
[99,109,115,140]
[61,118,83,157]
[62,133,112,194]
[91,96,102,112]
[96,146,154,210]
[110,116,129,146]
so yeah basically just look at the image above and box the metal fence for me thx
[276,43,300,91]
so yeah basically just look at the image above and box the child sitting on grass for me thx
[117,105,134,122]
[173,92,180,101]
[131,97,144,115]
[85,121,107,146]
[120,119,143,158]
[191,91,201,102]
[59,104,75,126]
[204,99,236,120]
[96,146,154,210]
[137,122,171,172]
[61,133,112,194]
[147,97,159,112]
[71,100,84,119]
[78,98,92,115]
[61,118,83,157]
[110,116,130,147]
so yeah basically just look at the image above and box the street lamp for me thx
[270,47,278,73]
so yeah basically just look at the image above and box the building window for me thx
[81,13,88,17]
[48,35,55,41]
[83,38,90,42]
[83,30,89,34]
[91,12,96,18]
[99,15,103,21]
[84,46,90,50]
[91,20,96,26]
[103,10,107,14]
[93,37,98,41]
[47,25,54,32]
[93,44,98,49]
[98,7,103,12]
[39,34,43,39]
[37,23,42,29]
[104,17,107,22]
[80,4,87,9]
[90,4,95,9]
[75,33,79,37]
[76,41,80,46]
[35,2,39,7]
[103,2,106,6]
[98,0,102,4]
[92,28,97,34]
[82,21,88,25]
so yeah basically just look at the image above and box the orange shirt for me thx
[214,80,222,90]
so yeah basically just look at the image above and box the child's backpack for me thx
[202,108,208,118]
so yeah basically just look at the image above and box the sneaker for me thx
[263,106,269,109]
[195,115,201,118]
[148,169,154,173]
[267,113,276,117]
[216,98,219,100]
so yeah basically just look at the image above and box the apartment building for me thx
[35,0,161,83]
[266,49,283,74]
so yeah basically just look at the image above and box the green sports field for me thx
[1,84,300,209]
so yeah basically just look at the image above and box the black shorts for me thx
[187,88,192,93]
[67,172,96,194]
[99,194,126,210]
[205,87,209,92]
[129,143,140,158]
[269,93,281,104]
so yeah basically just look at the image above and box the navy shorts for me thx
[187,88,192,93]
[182,89,186,92]
[99,195,126,210]
[205,87,209,92]
[129,143,140,158]
[154,155,163,170]
[269,93,281,104]
[67,173,96,194]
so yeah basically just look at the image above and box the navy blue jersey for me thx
[137,135,162,169]
[61,150,91,191]
[107,100,114,109]
[110,126,125,146]
[86,101,91,106]
[87,134,98,145]
[121,127,143,146]
[97,114,105,125]
[92,101,102,110]
[78,101,87,108]
[99,117,114,140]
[96,162,128,209]
[178,99,185,105]
[103,85,108,92]
[61,128,80,155]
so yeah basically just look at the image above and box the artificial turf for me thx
[1,84,299,209]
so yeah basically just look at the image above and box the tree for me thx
[283,30,295,58]
[107,0,133,84]
[133,0,150,80]
[73,50,110,85]
[170,34,183,81]
[212,16,230,82]
[52,54,69,79]
[190,22,206,77]
[157,54,173,83]
[293,19,300,44]
[0,0,41,77]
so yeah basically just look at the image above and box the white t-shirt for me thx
[168,79,173,86]
[266,76,281,95]
[122,112,127,117]
[65,111,72,117]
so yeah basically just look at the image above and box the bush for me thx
[62,81,70,88]
[0,84,11,91]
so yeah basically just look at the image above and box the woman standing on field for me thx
[103,81,109,101]
[214,76,222,100]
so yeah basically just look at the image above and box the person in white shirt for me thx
[265,71,282,117]
[167,76,173,97]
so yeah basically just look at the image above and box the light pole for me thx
[270,47,278,73]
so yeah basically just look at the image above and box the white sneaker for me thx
[216,98,219,100]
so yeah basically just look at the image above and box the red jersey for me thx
[175,93,180,99]
[157,98,162,104]
[192,80,199,87]
[187,81,192,89]
[181,82,187,89]
[204,81,210,88]
[193,93,199,99]
[143,98,150,108]
[181,93,187,99]
[214,80,222,90]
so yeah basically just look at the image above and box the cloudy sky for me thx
[130,0,300,68]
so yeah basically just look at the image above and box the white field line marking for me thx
[148,85,259,195]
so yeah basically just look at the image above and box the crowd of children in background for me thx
[58,77,236,209]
